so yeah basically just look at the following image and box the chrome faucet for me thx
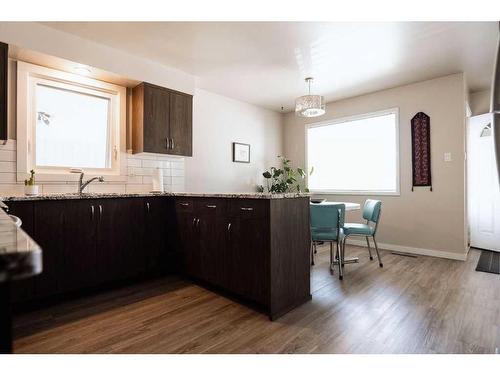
[78,172,104,194]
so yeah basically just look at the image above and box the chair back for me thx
[310,203,345,240]
[362,199,382,223]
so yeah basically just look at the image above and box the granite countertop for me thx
[0,208,42,282]
[0,191,311,202]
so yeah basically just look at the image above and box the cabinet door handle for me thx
[90,205,95,220]
[146,202,150,213]
[227,222,231,231]
[171,138,175,150]
[196,218,200,227]
[99,204,103,220]
[193,217,197,226]
[206,204,217,209]
[180,202,189,207]
[165,138,170,149]
[240,207,254,211]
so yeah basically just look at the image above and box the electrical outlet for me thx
[444,152,452,162]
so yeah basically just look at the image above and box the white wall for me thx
[284,73,468,259]
[186,89,282,192]
[470,90,491,116]
[0,22,195,94]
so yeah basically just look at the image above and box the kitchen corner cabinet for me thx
[132,82,192,156]
[174,197,311,320]
[0,42,8,141]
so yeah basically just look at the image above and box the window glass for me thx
[307,111,398,193]
[35,84,111,169]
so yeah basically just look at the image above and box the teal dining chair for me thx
[310,203,346,279]
[341,199,383,270]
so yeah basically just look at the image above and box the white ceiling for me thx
[41,22,498,112]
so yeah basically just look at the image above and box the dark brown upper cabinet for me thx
[132,82,192,156]
[0,42,8,141]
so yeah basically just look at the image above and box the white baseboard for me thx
[346,238,468,261]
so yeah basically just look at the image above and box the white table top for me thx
[311,201,361,211]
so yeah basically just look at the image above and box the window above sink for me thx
[16,61,126,181]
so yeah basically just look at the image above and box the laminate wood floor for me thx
[13,246,500,354]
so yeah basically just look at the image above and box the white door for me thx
[467,114,500,252]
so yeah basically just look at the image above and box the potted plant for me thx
[24,169,39,196]
[257,156,313,194]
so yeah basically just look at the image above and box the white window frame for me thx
[17,61,126,182]
[305,107,400,196]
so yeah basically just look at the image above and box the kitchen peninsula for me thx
[2,192,311,320]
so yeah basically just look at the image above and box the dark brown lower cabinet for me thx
[144,197,173,274]
[96,198,145,283]
[176,213,199,277]
[226,212,269,305]
[62,200,98,292]
[175,197,310,319]
[8,197,171,306]
[196,199,226,287]
[8,196,310,320]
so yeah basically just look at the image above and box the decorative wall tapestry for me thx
[411,112,432,191]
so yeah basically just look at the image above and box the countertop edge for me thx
[0,192,311,202]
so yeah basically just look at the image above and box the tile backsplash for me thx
[0,140,185,196]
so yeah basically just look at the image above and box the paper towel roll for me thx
[152,167,164,192]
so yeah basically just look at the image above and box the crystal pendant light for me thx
[295,77,326,118]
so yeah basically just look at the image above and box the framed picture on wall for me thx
[232,142,251,163]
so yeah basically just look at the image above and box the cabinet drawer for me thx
[229,199,268,218]
[175,199,194,213]
[195,198,227,216]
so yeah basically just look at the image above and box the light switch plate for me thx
[444,152,452,162]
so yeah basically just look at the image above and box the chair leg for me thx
[337,240,343,280]
[373,236,383,267]
[366,236,373,260]
[341,237,346,268]
[329,242,334,275]
[310,241,315,266]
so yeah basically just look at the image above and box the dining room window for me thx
[306,108,400,195]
